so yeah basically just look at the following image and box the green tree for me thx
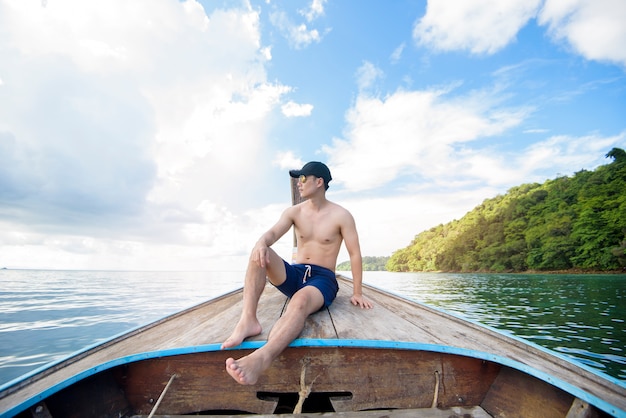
[606,147,626,163]
[387,148,626,273]
[338,256,390,271]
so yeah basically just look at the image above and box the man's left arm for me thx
[342,211,373,309]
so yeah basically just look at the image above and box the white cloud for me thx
[323,84,624,197]
[355,61,384,91]
[273,151,304,171]
[539,0,626,67]
[1,0,219,74]
[281,101,314,117]
[323,87,526,192]
[0,0,294,268]
[518,131,626,177]
[300,0,327,22]
[270,10,323,49]
[147,78,290,213]
[524,128,550,134]
[453,138,596,188]
[413,0,542,54]
[390,43,405,64]
[261,46,272,60]
[0,198,293,271]
[413,0,626,67]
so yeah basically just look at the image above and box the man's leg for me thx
[221,247,287,350]
[225,285,324,385]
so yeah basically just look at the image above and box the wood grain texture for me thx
[117,348,500,414]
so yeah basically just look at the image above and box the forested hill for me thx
[337,256,389,271]
[387,148,626,273]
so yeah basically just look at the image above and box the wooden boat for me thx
[1,276,624,417]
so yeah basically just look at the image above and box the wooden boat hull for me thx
[5,341,620,417]
[1,277,624,417]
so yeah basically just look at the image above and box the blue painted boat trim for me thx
[2,339,624,418]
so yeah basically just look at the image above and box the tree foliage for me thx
[387,149,626,273]
[337,256,390,271]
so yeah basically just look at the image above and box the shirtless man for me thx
[221,161,373,385]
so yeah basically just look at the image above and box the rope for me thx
[148,373,177,418]
[293,359,318,414]
[431,370,440,408]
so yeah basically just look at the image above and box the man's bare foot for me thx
[221,318,262,349]
[225,353,269,385]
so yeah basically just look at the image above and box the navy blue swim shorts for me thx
[276,261,339,309]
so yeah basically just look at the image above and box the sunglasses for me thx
[298,175,317,184]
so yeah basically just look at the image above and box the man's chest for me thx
[295,222,341,244]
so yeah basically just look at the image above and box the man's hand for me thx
[251,242,271,268]
[350,294,373,309]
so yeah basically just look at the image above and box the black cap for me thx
[289,161,332,186]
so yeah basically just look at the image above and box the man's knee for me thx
[289,287,324,313]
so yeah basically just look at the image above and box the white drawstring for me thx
[303,265,311,283]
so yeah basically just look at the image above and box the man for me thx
[221,161,373,385]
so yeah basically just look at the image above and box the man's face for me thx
[298,175,317,197]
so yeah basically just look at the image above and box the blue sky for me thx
[1,0,625,271]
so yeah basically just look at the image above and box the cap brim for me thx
[289,170,302,178]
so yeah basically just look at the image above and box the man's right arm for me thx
[252,206,296,267]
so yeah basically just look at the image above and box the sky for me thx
[0,0,625,271]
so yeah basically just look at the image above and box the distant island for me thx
[386,148,626,273]
[337,256,390,271]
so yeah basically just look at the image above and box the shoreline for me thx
[369,269,626,275]
[517,268,626,275]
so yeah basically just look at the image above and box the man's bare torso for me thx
[291,201,346,271]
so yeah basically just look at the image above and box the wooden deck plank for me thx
[329,280,442,342]
[300,307,338,339]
